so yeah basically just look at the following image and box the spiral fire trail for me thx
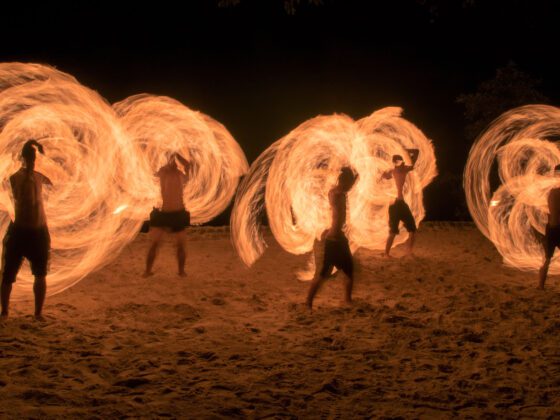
[113,94,248,224]
[464,104,560,272]
[0,63,139,300]
[231,107,437,278]
[0,63,248,300]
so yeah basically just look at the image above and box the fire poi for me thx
[464,104,560,272]
[0,63,248,299]
[231,107,437,279]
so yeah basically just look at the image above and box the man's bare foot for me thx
[143,271,154,278]
[178,271,187,278]
[305,300,313,312]
[383,252,393,258]
[34,314,46,322]
[343,299,353,307]
[1,313,8,321]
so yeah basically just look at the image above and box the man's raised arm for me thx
[406,148,419,168]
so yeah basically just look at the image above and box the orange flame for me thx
[464,104,560,272]
[231,108,437,279]
[113,94,248,224]
[0,63,248,300]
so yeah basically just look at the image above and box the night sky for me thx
[1,0,559,221]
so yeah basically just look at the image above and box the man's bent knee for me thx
[34,276,46,286]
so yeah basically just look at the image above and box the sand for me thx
[1,223,560,418]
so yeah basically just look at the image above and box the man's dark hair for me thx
[554,164,560,172]
[339,166,357,189]
[21,139,44,163]
[392,154,404,163]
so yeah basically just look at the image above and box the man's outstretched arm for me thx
[38,172,53,186]
[406,148,420,167]
[174,153,189,167]
[380,170,393,181]
[174,153,190,181]
[9,176,18,203]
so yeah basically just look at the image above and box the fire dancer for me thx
[1,140,52,320]
[538,164,560,289]
[382,148,419,257]
[144,153,191,277]
[306,166,358,310]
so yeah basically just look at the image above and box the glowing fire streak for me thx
[231,108,437,279]
[0,63,247,300]
[113,204,128,215]
[464,104,560,272]
[113,94,248,224]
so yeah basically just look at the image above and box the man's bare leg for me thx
[1,281,12,319]
[539,257,551,290]
[144,228,163,277]
[384,233,396,257]
[33,276,46,321]
[306,275,326,310]
[343,273,353,306]
[175,230,187,277]
[406,231,416,255]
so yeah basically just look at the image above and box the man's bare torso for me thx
[386,165,413,200]
[157,165,187,212]
[548,187,560,227]
[10,168,49,228]
[327,188,347,239]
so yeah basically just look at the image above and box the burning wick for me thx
[231,107,437,280]
[113,204,128,215]
[465,104,560,272]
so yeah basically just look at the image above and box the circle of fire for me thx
[464,104,560,272]
[0,63,248,300]
[113,94,248,224]
[231,108,437,278]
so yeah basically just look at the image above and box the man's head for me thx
[21,139,44,170]
[338,166,358,192]
[392,154,404,167]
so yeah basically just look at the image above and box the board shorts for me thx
[1,222,50,284]
[319,235,353,279]
[149,209,190,232]
[544,224,560,259]
[389,199,417,234]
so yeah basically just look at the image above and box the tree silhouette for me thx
[218,0,323,14]
[457,62,549,141]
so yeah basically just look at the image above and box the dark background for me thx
[1,0,558,222]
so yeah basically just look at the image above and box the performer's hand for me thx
[175,153,189,166]
[405,148,419,166]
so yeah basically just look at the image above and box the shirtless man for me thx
[144,153,191,277]
[1,140,52,320]
[538,164,560,289]
[382,149,419,257]
[306,167,358,310]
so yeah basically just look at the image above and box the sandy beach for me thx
[1,223,559,418]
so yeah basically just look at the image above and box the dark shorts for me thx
[1,223,50,284]
[149,209,190,232]
[389,199,417,234]
[320,236,353,279]
[544,224,560,259]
